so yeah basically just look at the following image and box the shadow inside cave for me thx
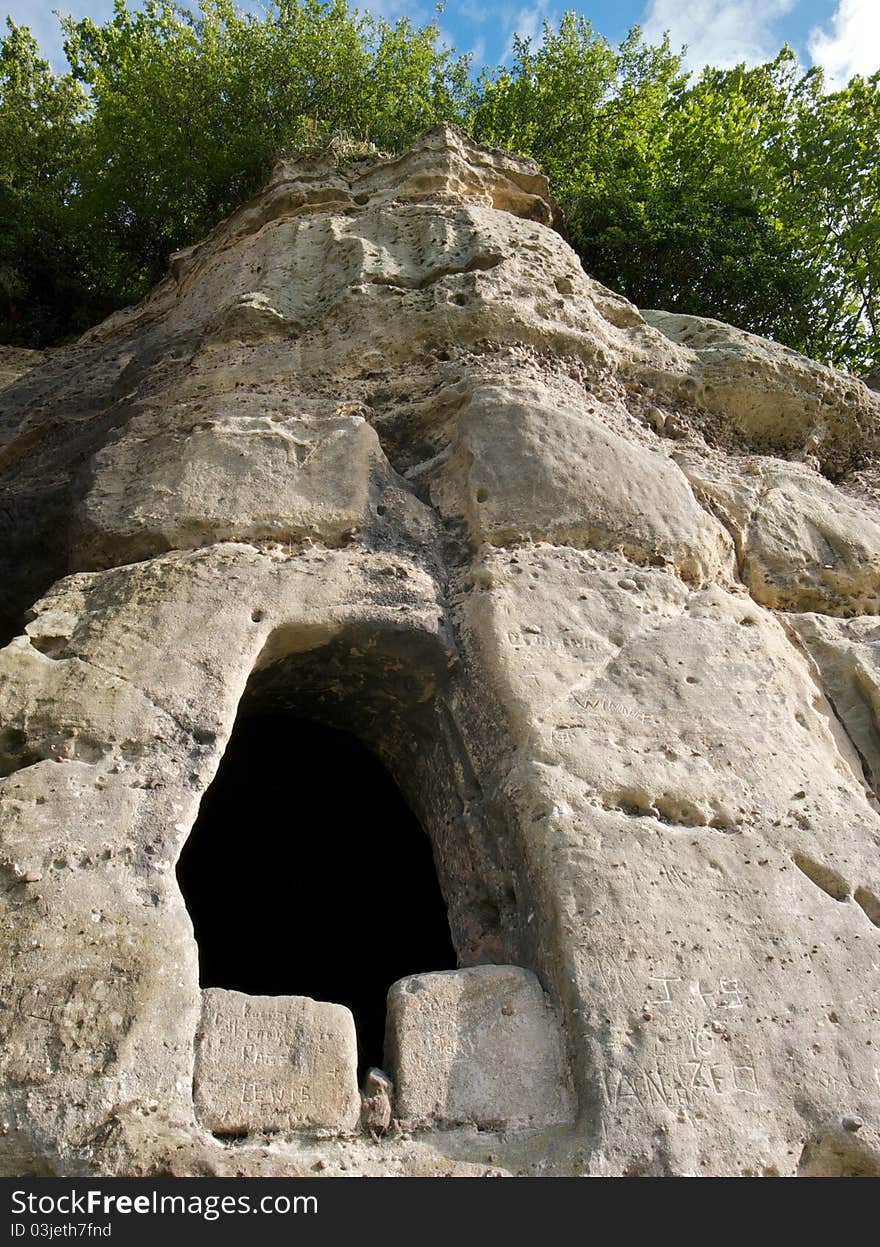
[176,712,457,1078]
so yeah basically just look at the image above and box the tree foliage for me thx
[1,0,473,343]
[0,3,877,371]
[472,17,879,370]
[0,19,88,341]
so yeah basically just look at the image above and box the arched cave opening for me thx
[176,710,458,1079]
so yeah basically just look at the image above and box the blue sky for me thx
[4,0,879,89]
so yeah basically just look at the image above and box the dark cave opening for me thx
[175,712,457,1080]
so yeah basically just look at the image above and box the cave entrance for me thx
[175,710,457,1079]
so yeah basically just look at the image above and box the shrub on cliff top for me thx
[0,2,877,372]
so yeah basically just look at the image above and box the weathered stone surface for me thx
[1,124,879,1178]
[0,347,43,392]
[426,380,732,582]
[675,453,880,614]
[75,401,390,566]
[642,311,879,474]
[193,989,360,1135]
[387,966,573,1130]
[860,365,880,393]
[789,612,880,800]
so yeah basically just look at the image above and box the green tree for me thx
[0,4,877,371]
[582,50,823,347]
[784,69,880,366]
[472,20,878,371]
[0,18,87,344]
[59,0,473,312]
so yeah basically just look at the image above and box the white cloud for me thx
[641,0,795,72]
[360,0,427,19]
[455,0,491,21]
[431,22,457,51]
[808,0,880,89]
[467,35,487,66]
[500,1,553,62]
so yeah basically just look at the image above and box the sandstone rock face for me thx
[674,453,880,615]
[0,347,43,393]
[862,366,880,393]
[1,125,879,1177]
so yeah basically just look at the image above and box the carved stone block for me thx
[193,988,360,1135]
[386,965,574,1131]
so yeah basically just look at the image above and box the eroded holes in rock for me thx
[854,885,880,928]
[176,713,457,1077]
[791,852,851,903]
